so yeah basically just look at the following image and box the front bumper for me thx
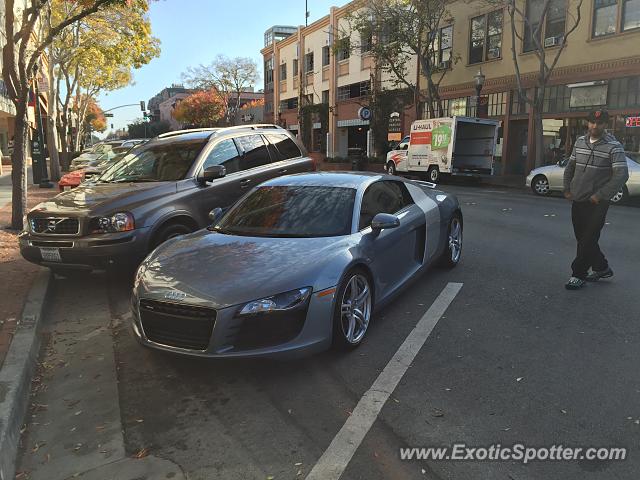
[130,287,336,359]
[525,173,533,187]
[19,228,150,270]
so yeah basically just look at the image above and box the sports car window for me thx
[265,134,303,160]
[216,186,356,237]
[98,140,207,183]
[359,181,414,230]
[235,135,270,170]
[203,139,241,174]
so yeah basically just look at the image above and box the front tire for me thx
[386,162,396,175]
[531,175,550,196]
[151,223,194,250]
[438,214,463,269]
[332,269,373,350]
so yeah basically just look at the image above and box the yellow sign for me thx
[388,132,402,141]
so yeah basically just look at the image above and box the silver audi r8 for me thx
[131,172,463,358]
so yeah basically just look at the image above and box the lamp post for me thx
[474,68,485,117]
[32,63,53,188]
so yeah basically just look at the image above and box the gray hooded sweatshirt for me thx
[563,132,629,202]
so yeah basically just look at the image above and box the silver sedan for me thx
[526,154,640,204]
[131,172,463,359]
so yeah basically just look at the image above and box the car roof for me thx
[260,172,387,189]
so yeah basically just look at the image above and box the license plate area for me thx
[40,247,62,262]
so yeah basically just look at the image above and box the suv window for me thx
[359,181,414,230]
[265,134,302,160]
[235,134,271,170]
[203,138,241,174]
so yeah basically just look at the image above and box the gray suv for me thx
[19,125,315,273]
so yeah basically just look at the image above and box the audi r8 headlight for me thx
[238,287,312,316]
[91,212,135,233]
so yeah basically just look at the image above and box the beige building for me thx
[262,0,640,174]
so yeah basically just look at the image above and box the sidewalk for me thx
[0,167,57,367]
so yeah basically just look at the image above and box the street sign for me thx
[358,107,371,121]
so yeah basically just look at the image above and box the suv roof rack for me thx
[217,124,285,132]
[156,128,220,139]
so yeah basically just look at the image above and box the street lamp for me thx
[474,68,485,117]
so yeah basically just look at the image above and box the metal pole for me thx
[306,0,308,26]
[33,77,53,188]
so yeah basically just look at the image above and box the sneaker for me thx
[565,277,586,290]
[586,267,613,282]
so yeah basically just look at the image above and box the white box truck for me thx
[386,116,500,183]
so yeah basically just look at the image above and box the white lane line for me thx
[306,282,463,480]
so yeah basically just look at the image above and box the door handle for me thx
[239,179,252,188]
[278,168,288,174]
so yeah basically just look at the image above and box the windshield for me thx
[216,186,356,238]
[627,152,640,164]
[98,140,207,183]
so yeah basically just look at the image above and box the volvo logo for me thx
[164,291,187,301]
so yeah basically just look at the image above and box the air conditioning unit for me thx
[544,36,559,48]
[439,60,451,69]
[488,48,501,59]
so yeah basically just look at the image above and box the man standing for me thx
[563,110,629,290]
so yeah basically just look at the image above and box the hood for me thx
[529,164,561,176]
[29,181,176,216]
[140,229,353,308]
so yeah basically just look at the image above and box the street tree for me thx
[127,119,170,138]
[181,55,259,124]
[1,0,137,230]
[348,0,456,121]
[487,0,584,168]
[172,89,227,128]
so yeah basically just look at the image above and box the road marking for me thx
[305,282,463,480]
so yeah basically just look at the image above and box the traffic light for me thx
[140,101,146,111]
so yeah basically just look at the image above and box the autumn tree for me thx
[172,89,227,128]
[1,0,139,229]
[181,55,259,124]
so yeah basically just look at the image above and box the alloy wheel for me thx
[533,177,549,195]
[340,274,372,345]
[449,217,462,263]
[610,189,624,204]
[387,163,396,175]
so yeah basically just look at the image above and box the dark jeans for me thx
[571,200,610,279]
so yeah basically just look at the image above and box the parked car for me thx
[131,172,463,358]
[526,154,640,204]
[20,125,314,274]
[70,139,146,171]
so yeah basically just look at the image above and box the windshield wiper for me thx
[111,177,157,183]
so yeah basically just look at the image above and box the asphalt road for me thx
[22,184,640,480]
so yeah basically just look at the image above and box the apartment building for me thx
[261,0,640,175]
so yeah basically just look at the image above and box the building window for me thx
[361,32,373,53]
[304,52,314,73]
[279,63,287,81]
[293,58,299,76]
[469,10,503,64]
[322,46,330,67]
[337,38,351,61]
[608,76,640,108]
[487,92,507,116]
[322,90,329,104]
[431,25,453,67]
[359,81,370,96]
[594,0,640,37]
[337,86,350,101]
[279,97,298,111]
[264,58,274,88]
[524,0,566,51]
[543,85,571,113]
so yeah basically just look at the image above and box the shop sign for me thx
[625,116,640,127]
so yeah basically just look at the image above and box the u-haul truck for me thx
[386,116,500,183]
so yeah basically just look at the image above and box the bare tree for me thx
[490,0,584,168]
[182,55,259,124]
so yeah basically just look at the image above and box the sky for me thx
[97,0,349,136]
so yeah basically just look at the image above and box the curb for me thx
[0,269,51,480]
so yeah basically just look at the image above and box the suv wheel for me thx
[151,223,194,250]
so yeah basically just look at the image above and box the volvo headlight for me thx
[93,212,135,233]
[238,287,312,316]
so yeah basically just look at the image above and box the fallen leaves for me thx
[134,447,150,459]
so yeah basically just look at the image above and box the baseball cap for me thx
[587,109,609,123]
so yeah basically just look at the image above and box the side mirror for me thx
[198,165,226,184]
[208,207,224,224]
[401,143,409,150]
[371,213,400,232]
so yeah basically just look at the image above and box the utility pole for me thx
[305,0,309,26]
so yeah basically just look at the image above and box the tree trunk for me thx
[533,87,545,168]
[11,98,29,230]
[47,54,61,181]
